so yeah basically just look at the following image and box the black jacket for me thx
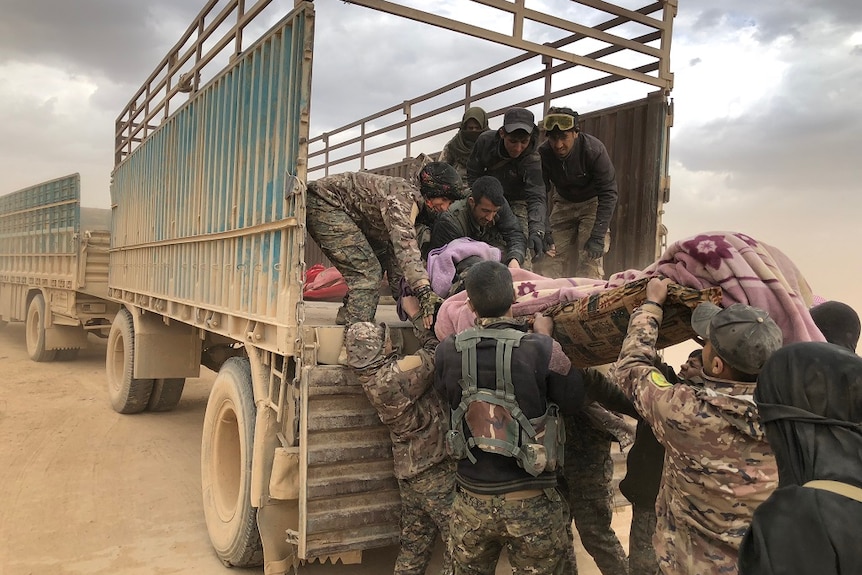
[434,318,585,494]
[466,130,546,237]
[538,132,618,241]
[428,198,526,265]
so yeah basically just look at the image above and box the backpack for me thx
[446,326,565,477]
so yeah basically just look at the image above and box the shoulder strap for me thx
[803,480,862,503]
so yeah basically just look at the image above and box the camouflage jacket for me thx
[311,171,430,290]
[610,303,778,575]
[349,340,448,480]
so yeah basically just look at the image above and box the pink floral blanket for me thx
[435,231,824,345]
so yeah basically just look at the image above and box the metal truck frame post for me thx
[109,0,674,571]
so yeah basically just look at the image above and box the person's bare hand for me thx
[545,244,557,258]
[532,312,554,336]
[508,259,521,269]
[645,277,673,306]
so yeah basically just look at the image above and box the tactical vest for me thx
[446,327,564,477]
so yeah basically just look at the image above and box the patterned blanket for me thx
[435,231,824,346]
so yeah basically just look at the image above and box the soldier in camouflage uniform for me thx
[306,167,452,326]
[610,278,783,575]
[346,317,455,575]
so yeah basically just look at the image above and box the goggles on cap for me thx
[541,113,577,132]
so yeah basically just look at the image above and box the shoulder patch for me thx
[650,370,672,388]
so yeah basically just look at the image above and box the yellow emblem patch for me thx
[650,370,672,388]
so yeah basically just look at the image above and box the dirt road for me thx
[0,323,630,575]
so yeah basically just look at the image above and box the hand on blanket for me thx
[646,277,673,306]
[584,236,605,260]
[415,285,443,329]
[532,312,554,336]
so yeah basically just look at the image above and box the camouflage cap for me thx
[345,322,390,370]
[691,302,783,375]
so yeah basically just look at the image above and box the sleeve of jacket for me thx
[520,151,548,236]
[582,367,639,419]
[433,337,460,409]
[428,211,464,253]
[545,338,586,415]
[465,136,488,187]
[496,202,527,264]
[380,183,430,290]
[586,136,618,240]
[609,303,701,447]
[539,150,554,236]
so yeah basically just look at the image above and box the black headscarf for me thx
[755,341,862,487]
[738,342,862,575]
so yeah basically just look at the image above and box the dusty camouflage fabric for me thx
[610,303,778,575]
[450,488,570,575]
[563,413,628,575]
[628,504,659,575]
[396,459,456,575]
[307,172,430,324]
[346,322,448,479]
[346,321,454,575]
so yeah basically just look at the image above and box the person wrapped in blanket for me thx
[738,342,862,575]
[344,299,455,575]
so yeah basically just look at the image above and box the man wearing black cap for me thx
[611,278,783,575]
[466,107,548,266]
[538,106,617,280]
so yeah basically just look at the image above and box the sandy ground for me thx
[0,323,631,575]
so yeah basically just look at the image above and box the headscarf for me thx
[418,161,462,199]
[443,107,489,163]
[755,341,862,487]
[739,342,862,575]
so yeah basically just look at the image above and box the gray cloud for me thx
[0,0,199,84]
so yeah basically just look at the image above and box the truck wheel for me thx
[146,378,186,412]
[26,294,57,362]
[106,308,153,414]
[201,357,263,567]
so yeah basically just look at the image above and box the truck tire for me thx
[106,308,154,414]
[201,357,263,567]
[146,378,186,412]
[25,294,57,362]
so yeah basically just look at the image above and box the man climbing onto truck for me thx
[306,165,454,327]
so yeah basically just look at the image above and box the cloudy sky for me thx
[1,0,861,320]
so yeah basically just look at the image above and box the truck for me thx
[0,174,119,362]
[108,0,675,571]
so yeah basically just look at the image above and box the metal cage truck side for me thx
[0,174,119,362]
[107,0,675,571]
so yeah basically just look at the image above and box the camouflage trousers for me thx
[628,504,659,575]
[306,191,397,324]
[540,194,609,280]
[450,486,570,575]
[562,413,628,575]
[396,459,456,575]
